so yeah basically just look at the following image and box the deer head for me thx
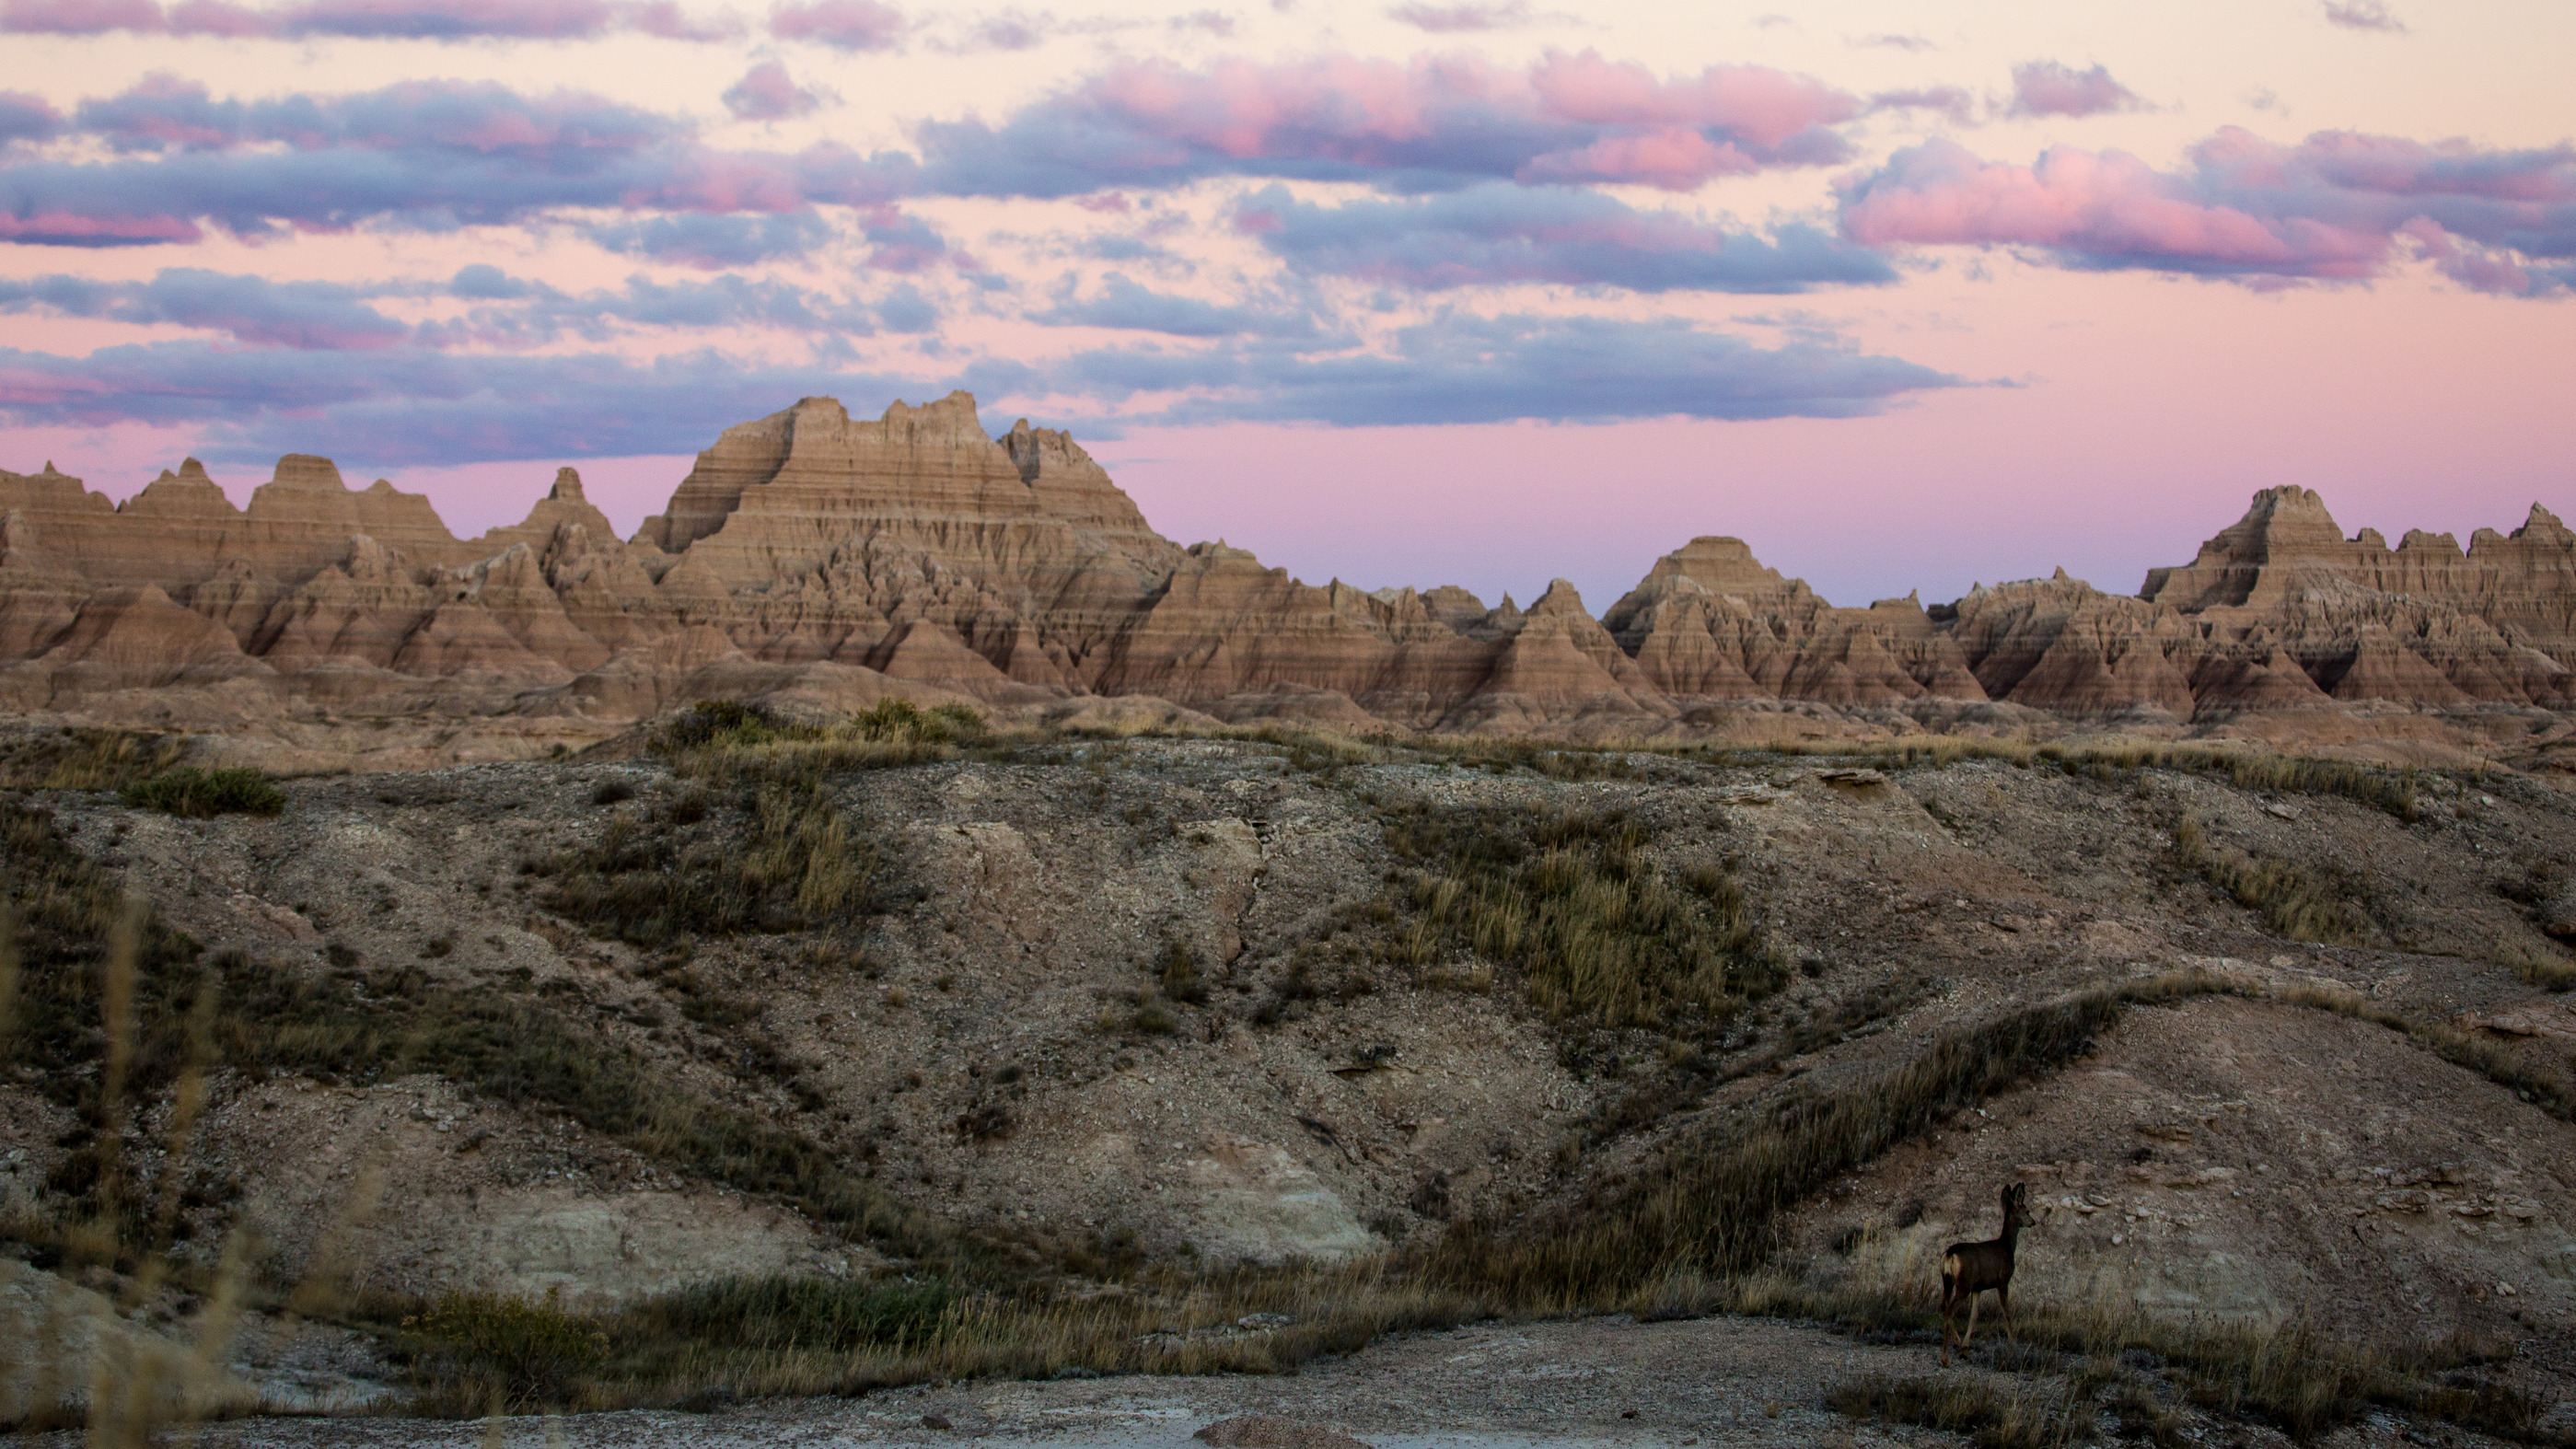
[2002,1182,2035,1232]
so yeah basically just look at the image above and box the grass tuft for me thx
[1829,1373,2091,1449]
[1381,801,1785,1034]
[119,768,285,819]
[2172,815,2368,945]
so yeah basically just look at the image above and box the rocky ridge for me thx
[3,395,2571,748]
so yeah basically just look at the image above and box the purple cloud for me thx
[6,76,915,245]
[769,0,899,49]
[914,50,1860,199]
[2322,0,2404,31]
[0,89,62,143]
[1386,0,1526,31]
[0,0,160,30]
[1062,311,1963,427]
[3,0,740,35]
[75,75,678,154]
[1839,128,2576,295]
[1868,86,1975,125]
[584,209,833,265]
[1235,181,1897,293]
[0,337,1026,463]
[723,60,821,121]
[1035,272,1319,338]
[2009,61,2143,119]
[860,207,945,271]
[0,268,408,347]
[282,0,615,39]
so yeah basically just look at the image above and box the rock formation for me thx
[2,401,2570,742]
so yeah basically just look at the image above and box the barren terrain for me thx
[11,714,2576,1443]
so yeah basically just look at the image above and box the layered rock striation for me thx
[2,400,2570,737]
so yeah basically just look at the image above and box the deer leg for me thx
[1997,1283,2013,1342]
[1939,1295,1954,1367]
[1960,1294,1981,1350]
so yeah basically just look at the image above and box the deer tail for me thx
[1939,1252,1962,1296]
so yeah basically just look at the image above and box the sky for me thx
[0,0,2569,610]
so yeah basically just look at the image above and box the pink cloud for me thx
[165,0,271,31]
[722,60,819,121]
[1840,130,2576,292]
[1516,128,1757,189]
[1,0,163,31]
[1527,49,1855,146]
[913,48,1859,199]
[4,0,740,36]
[2009,61,2143,119]
[2400,216,2541,296]
[0,210,204,245]
[769,0,899,49]
[623,0,734,39]
[1840,139,2381,273]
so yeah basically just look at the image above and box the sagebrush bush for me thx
[120,767,285,818]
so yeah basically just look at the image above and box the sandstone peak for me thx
[268,455,349,491]
[1528,579,1592,620]
[549,467,586,504]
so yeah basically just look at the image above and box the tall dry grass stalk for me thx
[2170,816,2370,945]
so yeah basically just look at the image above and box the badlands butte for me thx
[0,389,2573,759]
[14,394,2576,1446]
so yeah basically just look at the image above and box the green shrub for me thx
[120,767,285,818]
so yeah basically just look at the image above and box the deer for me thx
[1938,1181,2035,1366]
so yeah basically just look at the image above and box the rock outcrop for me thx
[2,407,2570,742]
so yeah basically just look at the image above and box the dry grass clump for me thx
[541,772,887,945]
[0,727,187,792]
[1829,1373,2091,1449]
[120,767,286,818]
[2490,933,2576,991]
[2171,815,2369,945]
[1381,801,1786,1033]
[665,698,989,778]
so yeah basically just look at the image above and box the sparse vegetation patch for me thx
[120,766,286,818]
[1380,801,1786,1034]
[2172,815,2369,945]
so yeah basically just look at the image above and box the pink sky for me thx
[1,0,2568,611]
